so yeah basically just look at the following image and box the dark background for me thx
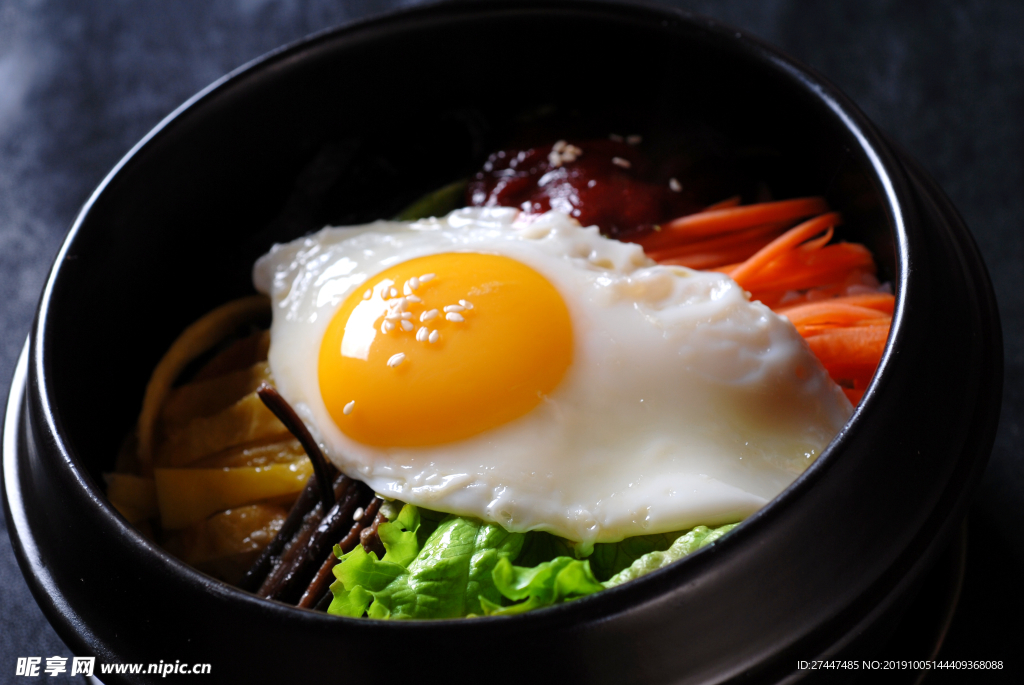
[1,0,1020,682]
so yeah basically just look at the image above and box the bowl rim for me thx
[19,0,914,631]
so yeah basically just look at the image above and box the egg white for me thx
[253,208,852,545]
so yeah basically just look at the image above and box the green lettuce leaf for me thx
[329,501,739,619]
[587,532,682,581]
[603,523,738,588]
[327,503,425,618]
[328,504,525,619]
[481,556,605,616]
[480,523,737,615]
[375,501,425,567]
[328,545,407,618]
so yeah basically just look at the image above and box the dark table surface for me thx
[1,1,1021,683]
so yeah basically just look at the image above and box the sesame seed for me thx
[405,294,421,303]
[443,304,465,313]
[459,299,474,309]
[419,273,435,283]
[383,320,396,333]
[352,507,364,521]
[549,142,582,168]
[626,134,642,145]
[343,400,355,415]
[363,289,372,300]
[416,326,429,342]
[609,133,624,142]
[408,276,420,290]
[387,353,406,368]
[401,320,414,331]
[393,297,407,312]
[612,156,632,169]
[403,282,413,296]
[401,312,412,320]
[446,312,465,322]
[669,177,682,192]
[420,309,439,322]
[389,287,398,298]
[380,322,389,334]
[384,312,400,322]
[429,330,440,344]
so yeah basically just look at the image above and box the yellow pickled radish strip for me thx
[155,458,313,529]
[190,438,306,469]
[162,503,288,584]
[104,473,158,523]
[155,391,289,468]
[169,504,288,562]
[160,361,274,428]
[137,295,270,472]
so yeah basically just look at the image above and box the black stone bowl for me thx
[2,1,1002,683]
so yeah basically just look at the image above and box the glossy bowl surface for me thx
[3,2,1001,683]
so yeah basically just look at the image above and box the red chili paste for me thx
[466,139,703,239]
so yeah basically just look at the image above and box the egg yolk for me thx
[318,253,573,446]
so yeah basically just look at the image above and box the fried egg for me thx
[253,208,852,545]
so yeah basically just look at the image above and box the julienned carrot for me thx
[637,197,830,250]
[741,243,875,294]
[646,222,789,261]
[781,302,891,330]
[728,212,842,286]
[775,293,895,316]
[795,226,834,253]
[659,240,779,271]
[805,324,890,377]
[806,321,888,405]
[797,323,886,338]
[830,292,895,314]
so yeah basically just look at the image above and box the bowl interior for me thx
[42,3,895,529]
